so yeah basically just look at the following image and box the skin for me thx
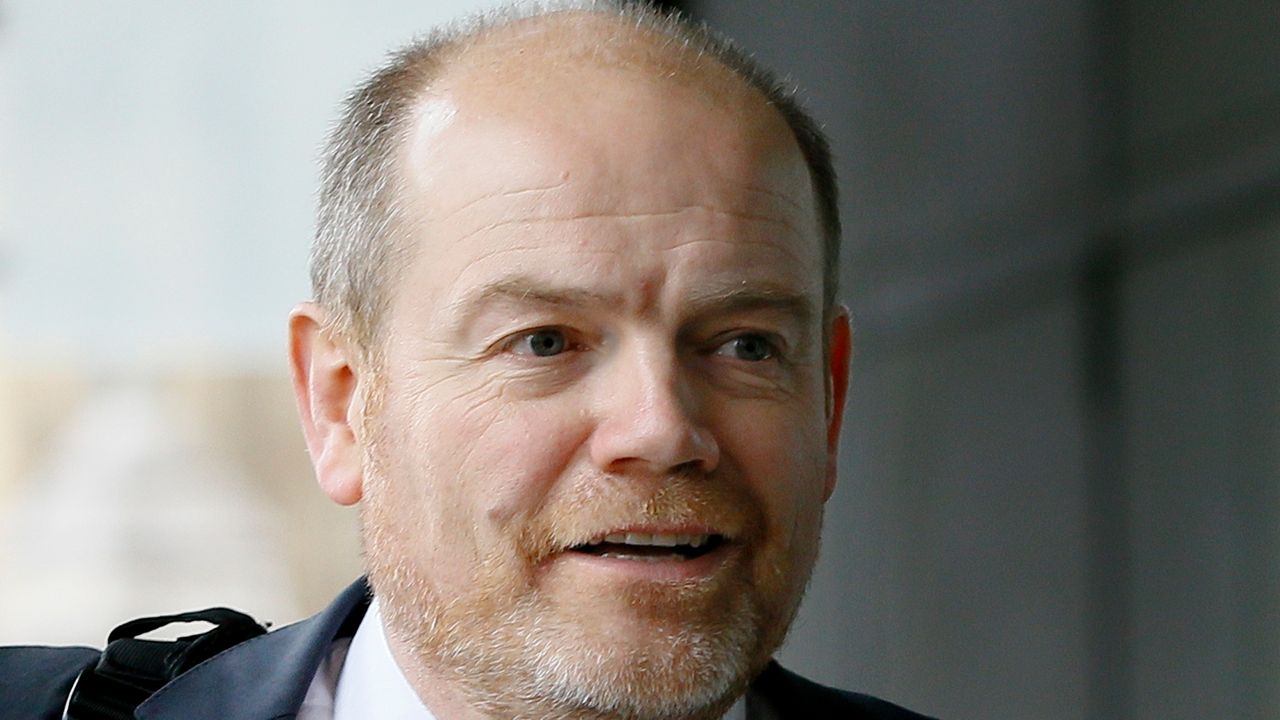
[290,14,852,720]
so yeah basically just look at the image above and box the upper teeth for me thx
[602,532,710,548]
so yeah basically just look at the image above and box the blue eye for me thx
[515,328,568,357]
[717,334,776,362]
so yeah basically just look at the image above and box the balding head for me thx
[293,7,854,717]
[312,1,839,360]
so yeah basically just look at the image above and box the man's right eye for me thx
[508,328,569,357]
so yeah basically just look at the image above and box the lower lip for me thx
[551,542,735,583]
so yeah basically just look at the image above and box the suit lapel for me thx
[745,684,784,720]
[135,578,371,720]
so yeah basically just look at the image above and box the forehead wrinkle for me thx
[442,206,806,251]
[655,236,809,269]
[417,181,573,222]
[445,276,619,331]
[738,182,804,212]
[435,180,805,223]
[433,236,814,305]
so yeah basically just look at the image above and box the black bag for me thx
[63,608,266,720]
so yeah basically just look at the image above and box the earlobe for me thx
[823,307,853,502]
[289,303,365,506]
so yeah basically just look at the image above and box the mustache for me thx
[515,469,762,563]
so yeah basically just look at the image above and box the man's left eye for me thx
[510,328,570,357]
[715,334,777,362]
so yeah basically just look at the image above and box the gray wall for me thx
[688,2,1280,718]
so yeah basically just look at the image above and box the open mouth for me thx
[569,532,726,561]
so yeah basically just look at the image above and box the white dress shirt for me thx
[298,598,746,720]
[298,598,435,719]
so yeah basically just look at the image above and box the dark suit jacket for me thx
[0,578,936,720]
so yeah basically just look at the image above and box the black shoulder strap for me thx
[63,607,267,720]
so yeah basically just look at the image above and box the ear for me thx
[823,306,853,502]
[289,303,365,506]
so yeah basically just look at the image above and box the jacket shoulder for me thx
[752,661,939,719]
[0,645,100,720]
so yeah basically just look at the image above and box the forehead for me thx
[440,11,754,102]
[390,15,822,314]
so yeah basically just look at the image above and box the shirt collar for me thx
[332,598,436,720]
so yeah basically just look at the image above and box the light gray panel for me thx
[1124,220,1280,720]
[1128,0,1280,174]
[779,295,1090,720]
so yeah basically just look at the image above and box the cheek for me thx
[389,371,591,543]
[719,402,829,533]
[722,396,828,475]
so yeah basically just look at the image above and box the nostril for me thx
[588,413,717,471]
[672,457,710,476]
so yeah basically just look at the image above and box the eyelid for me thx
[709,330,788,359]
[495,325,585,357]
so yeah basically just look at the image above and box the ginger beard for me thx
[357,414,824,720]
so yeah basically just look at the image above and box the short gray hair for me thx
[312,0,840,355]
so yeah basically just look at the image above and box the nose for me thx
[588,344,720,476]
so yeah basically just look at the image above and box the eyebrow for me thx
[448,277,614,323]
[682,283,816,327]
[449,275,815,330]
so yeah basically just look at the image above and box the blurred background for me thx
[1,1,1276,718]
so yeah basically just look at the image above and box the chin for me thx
[375,560,779,720]
[513,601,764,720]
[518,560,810,719]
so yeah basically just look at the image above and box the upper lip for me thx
[579,527,727,549]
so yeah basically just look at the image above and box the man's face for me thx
[357,56,845,719]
